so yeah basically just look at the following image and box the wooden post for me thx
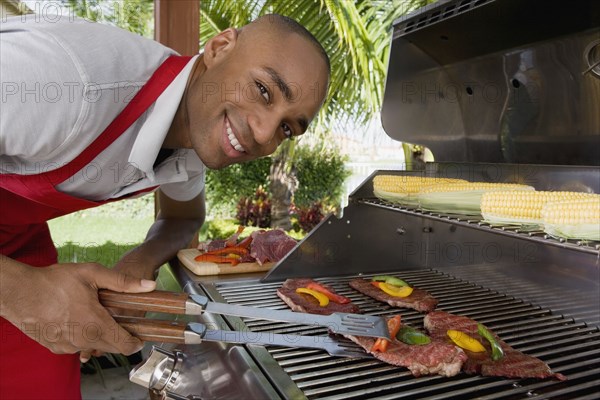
[153,0,200,249]
[153,0,200,218]
[154,0,200,55]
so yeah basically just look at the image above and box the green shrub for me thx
[199,219,266,241]
[200,219,242,241]
[236,186,271,228]
[293,144,351,210]
[199,219,306,242]
[204,140,350,224]
[205,158,271,217]
[290,202,324,233]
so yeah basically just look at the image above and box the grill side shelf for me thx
[358,198,600,254]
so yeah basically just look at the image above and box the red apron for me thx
[0,55,191,399]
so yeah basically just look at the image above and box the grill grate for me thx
[207,269,600,399]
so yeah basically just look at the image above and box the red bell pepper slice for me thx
[203,246,249,256]
[306,282,351,304]
[194,254,241,266]
[371,315,401,353]
[225,226,245,247]
[237,235,253,249]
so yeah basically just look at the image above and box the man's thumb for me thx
[94,267,156,293]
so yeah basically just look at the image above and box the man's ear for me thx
[204,28,238,69]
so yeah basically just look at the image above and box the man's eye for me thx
[282,123,294,140]
[256,82,270,103]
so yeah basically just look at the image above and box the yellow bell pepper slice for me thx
[296,287,330,307]
[447,329,486,353]
[372,281,413,297]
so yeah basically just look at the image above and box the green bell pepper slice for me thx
[396,325,431,345]
[371,275,409,287]
[477,323,504,361]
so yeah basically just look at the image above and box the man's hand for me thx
[1,261,156,361]
[78,190,206,362]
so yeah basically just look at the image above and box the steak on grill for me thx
[277,278,360,315]
[424,311,567,380]
[344,318,467,377]
[349,278,438,312]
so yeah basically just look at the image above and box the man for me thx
[0,13,330,399]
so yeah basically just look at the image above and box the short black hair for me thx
[251,13,331,75]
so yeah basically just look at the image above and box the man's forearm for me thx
[0,256,31,319]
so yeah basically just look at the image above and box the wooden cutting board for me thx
[177,248,274,276]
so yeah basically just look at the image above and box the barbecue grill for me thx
[129,0,600,398]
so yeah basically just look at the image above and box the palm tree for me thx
[201,0,435,229]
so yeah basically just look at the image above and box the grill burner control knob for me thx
[129,346,183,394]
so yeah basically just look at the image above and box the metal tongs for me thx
[99,290,380,358]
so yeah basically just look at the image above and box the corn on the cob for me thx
[417,182,535,215]
[541,196,600,241]
[418,182,533,194]
[373,175,467,206]
[481,191,598,226]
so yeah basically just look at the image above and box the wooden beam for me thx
[153,1,201,248]
[154,0,199,55]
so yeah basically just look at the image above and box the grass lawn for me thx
[48,196,182,292]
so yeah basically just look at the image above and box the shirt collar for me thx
[128,55,199,181]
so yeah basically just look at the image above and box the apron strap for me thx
[45,55,192,185]
[0,55,192,222]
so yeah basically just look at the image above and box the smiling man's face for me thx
[185,22,329,170]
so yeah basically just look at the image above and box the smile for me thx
[226,117,246,153]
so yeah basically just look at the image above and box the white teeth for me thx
[226,121,246,153]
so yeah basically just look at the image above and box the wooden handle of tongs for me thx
[113,316,187,344]
[99,289,190,314]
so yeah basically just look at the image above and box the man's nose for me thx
[248,111,280,146]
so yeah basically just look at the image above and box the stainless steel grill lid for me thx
[381,0,600,165]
